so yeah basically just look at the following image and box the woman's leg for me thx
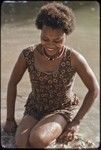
[15,115,38,148]
[29,113,67,148]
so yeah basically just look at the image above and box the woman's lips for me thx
[45,48,54,51]
[47,48,54,51]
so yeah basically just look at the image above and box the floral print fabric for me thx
[21,45,79,122]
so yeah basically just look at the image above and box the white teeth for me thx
[47,48,54,51]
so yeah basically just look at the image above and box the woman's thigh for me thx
[15,115,38,147]
[29,113,67,147]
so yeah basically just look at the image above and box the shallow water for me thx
[1,1,100,148]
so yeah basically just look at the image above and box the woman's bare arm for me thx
[57,50,99,141]
[71,50,99,123]
[6,53,27,121]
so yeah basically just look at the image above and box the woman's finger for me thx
[67,133,74,141]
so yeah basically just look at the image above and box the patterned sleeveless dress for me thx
[21,44,79,123]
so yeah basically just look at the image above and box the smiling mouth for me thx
[45,47,55,51]
[47,48,54,51]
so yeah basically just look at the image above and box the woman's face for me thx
[41,26,65,54]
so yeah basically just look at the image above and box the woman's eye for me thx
[54,41,60,43]
[42,38,61,43]
[54,40,61,43]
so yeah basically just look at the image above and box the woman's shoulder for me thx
[65,46,87,68]
[22,44,37,53]
[21,43,41,57]
[65,46,82,57]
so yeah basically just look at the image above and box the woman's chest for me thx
[34,53,63,73]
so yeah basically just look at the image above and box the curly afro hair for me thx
[35,2,76,35]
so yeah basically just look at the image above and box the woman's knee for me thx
[15,115,38,148]
[29,129,50,148]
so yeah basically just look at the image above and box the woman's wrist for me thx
[72,117,81,125]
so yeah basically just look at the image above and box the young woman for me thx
[3,2,99,148]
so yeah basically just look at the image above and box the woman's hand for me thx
[58,119,80,142]
[3,119,17,134]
